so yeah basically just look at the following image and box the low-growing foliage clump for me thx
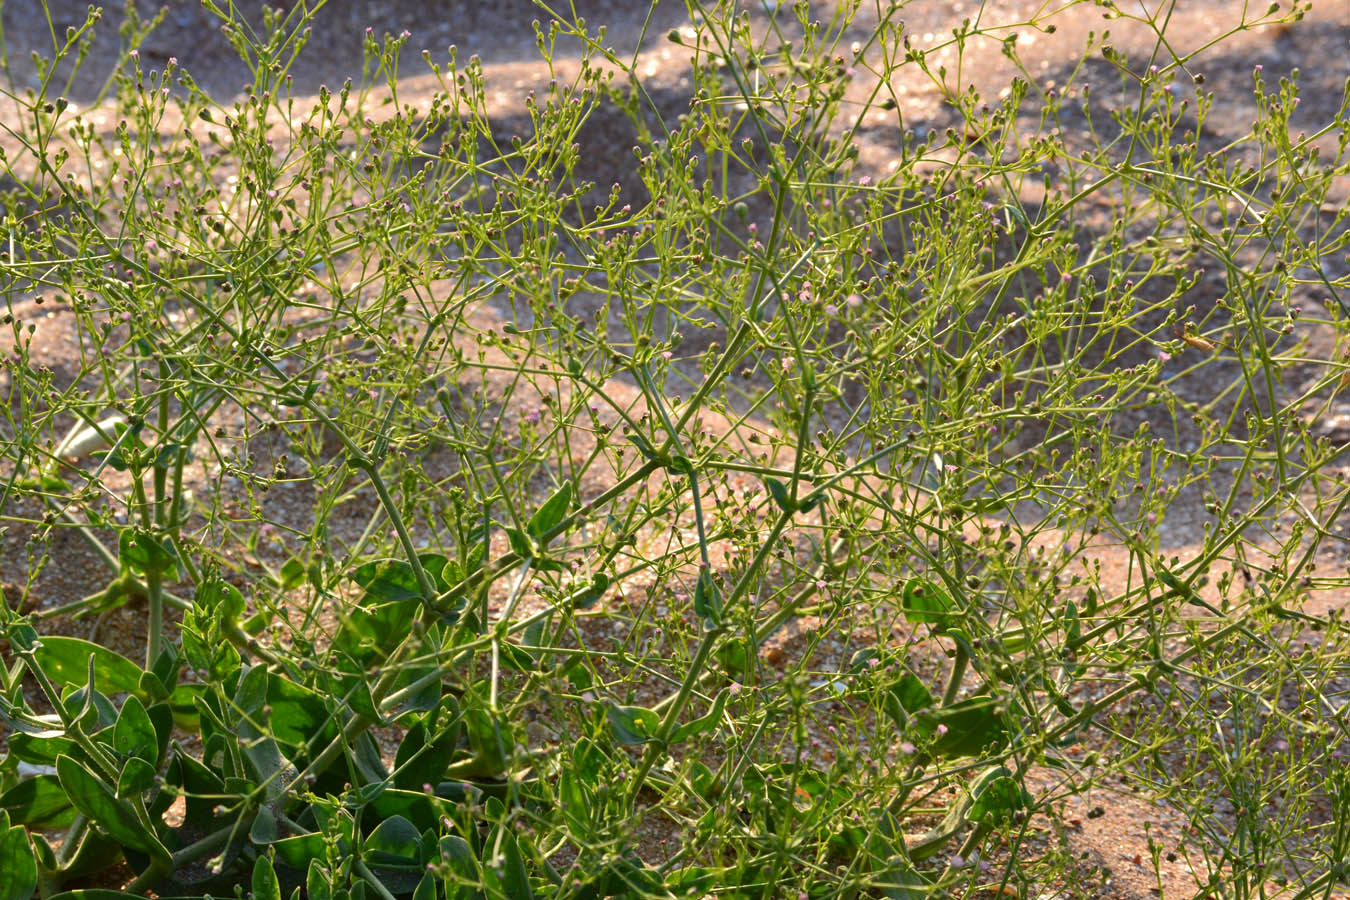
[0,0,1348,898]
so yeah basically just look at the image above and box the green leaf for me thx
[136,670,170,703]
[567,573,609,610]
[1,775,77,830]
[272,833,327,871]
[353,732,389,785]
[116,758,157,798]
[55,755,170,867]
[503,527,533,559]
[279,558,307,591]
[437,836,479,900]
[365,816,423,864]
[900,577,958,628]
[607,704,659,746]
[367,789,438,834]
[527,479,572,541]
[891,673,934,714]
[667,454,694,475]
[350,558,422,605]
[194,578,245,622]
[763,477,794,513]
[31,636,144,697]
[693,569,721,627]
[670,689,729,743]
[878,858,929,900]
[1064,598,1082,648]
[364,816,425,893]
[460,705,514,777]
[968,773,1028,824]
[393,701,461,792]
[666,866,718,898]
[0,815,37,900]
[266,677,336,755]
[250,808,279,844]
[482,826,531,900]
[253,854,282,900]
[627,433,660,463]
[113,695,157,762]
[714,638,751,679]
[334,597,418,669]
[8,731,79,766]
[306,860,332,900]
[118,529,179,578]
[914,695,1007,758]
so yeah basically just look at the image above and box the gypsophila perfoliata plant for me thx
[0,0,1347,898]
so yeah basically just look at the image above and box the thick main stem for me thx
[941,642,969,707]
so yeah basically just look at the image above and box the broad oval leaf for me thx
[116,758,158,799]
[694,569,721,628]
[31,637,145,697]
[527,479,572,541]
[914,695,1007,758]
[1,775,77,830]
[969,773,1029,824]
[607,704,659,746]
[253,854,282,900]
[364,815,425,893]
[113,695,157,762]
[0,819,37,900]
[481,826,532,900]
[55,755,170,867]
[900,577,958,628]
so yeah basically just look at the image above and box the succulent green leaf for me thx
[55,755,170,867]
[670,689,729,743]
[364,815,425,893]
[30,636,144,697]
[693,569,721,627]
[306,860,333,900]
[252,853,282,900]
[527,479,572,541]
[763,476,793,512]
[0,816,37,900]
[118,529,179,578]
[272,833,327,871]
[482,826,532,900]
[914,695,1007,758]
[968,773,1028,824]
[607,704,659,746]
[116,758,157,798]
[113,695,157,762]
[1,775,77,830]
[900,577,958,628]
[438,835,479,900]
